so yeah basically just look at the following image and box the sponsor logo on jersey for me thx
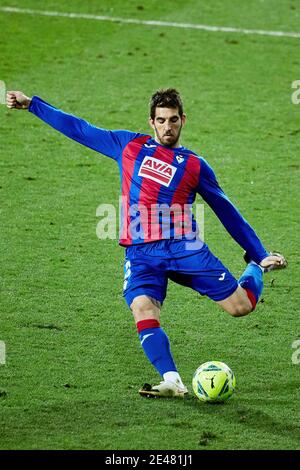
[138,156,177,187]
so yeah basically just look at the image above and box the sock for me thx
[239,262,264,310]
[137,319,177,377]
[163,371,185,388]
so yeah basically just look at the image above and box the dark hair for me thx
[149,88,184,119]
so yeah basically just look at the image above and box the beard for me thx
[154,125,182,147]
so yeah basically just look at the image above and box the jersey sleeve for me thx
[28,96,142,161]
[197,157,269,264]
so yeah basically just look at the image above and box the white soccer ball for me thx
[192,361,236,403]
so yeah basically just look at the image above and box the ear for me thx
[149,117,155,130]
[181,113,187,126]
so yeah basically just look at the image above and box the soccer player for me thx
[6,89,287,398]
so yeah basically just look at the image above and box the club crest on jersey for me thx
[138,156,177,187]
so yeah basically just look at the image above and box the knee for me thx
[130,295,161,323]
[217,286,254,317]
[228,302,253,317]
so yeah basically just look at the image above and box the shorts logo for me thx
[219,272,226,281]
[138,156,177,187]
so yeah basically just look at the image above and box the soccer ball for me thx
[192,361,236,403]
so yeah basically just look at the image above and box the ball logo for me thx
[138,156,177,187]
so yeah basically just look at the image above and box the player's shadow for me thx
[182,381,300,445]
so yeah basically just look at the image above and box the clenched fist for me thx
[260,252,287,272]
[6,91,31,109]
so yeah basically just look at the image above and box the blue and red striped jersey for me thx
[29,96,268,264]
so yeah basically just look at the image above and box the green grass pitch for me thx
[0,0,299,450]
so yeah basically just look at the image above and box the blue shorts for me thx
[123,239,238,307]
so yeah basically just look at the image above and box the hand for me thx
[6,91,31,109]
[260,253,287,270]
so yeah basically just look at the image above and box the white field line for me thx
[1,6,300,39]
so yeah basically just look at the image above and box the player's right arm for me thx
[6,91,140,160]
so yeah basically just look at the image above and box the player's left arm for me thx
[197,157,281,267]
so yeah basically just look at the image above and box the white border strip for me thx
[1,6,300,39]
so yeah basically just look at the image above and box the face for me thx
[149,107,186,148]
